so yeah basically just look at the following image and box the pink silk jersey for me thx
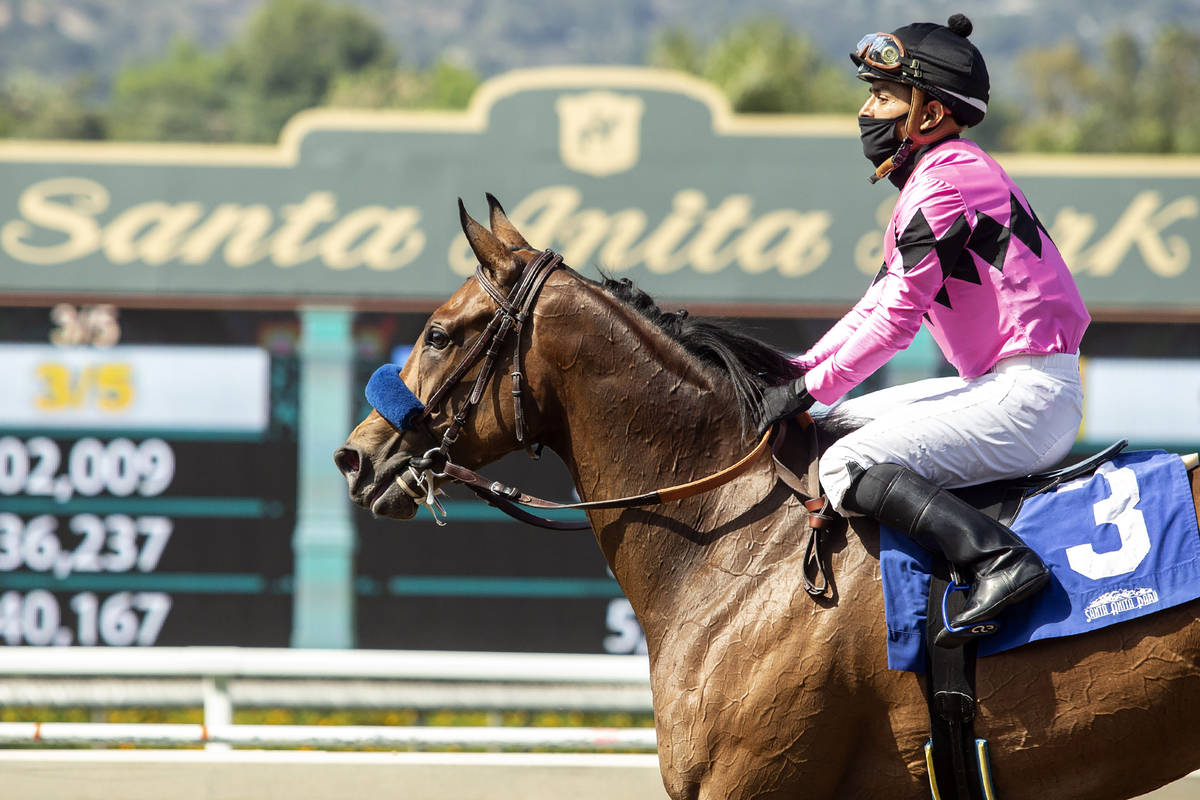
[796,137,1090,406]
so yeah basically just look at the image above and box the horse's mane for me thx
[599,276,804,434]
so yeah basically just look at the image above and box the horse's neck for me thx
[535,283,793,642]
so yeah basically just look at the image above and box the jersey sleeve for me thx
[791,280,882,371]
[802,177,970,405]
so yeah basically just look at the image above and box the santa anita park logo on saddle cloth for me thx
[881,451,1200,672]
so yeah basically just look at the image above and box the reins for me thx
[428,427,776,531]
[400,247,835,592]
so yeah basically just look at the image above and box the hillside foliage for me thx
[0,0,1195,154]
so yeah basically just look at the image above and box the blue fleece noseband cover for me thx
[366,363,425,431]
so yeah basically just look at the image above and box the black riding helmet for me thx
[851,13,989,128]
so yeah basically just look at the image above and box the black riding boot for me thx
[843,463,1050,647]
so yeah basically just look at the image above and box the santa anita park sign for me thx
[1,66,1198,313]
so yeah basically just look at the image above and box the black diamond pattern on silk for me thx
[896,209,975,309]
[871,261,888,286]
[967,211,1009,272]
[1008,192,1043,258]
[896,192,1053,311]
[897,208,938,273]
[936,214,974,284]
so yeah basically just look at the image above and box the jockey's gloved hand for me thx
[756,376,816,439]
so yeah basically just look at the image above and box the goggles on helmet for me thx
[854,32,906,73]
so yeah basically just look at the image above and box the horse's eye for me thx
[426,328,451,350]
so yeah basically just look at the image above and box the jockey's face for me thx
[859,79,912,120]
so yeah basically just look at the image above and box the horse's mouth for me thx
[364,463,421,520]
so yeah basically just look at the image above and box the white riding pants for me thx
[819,353,1084,515]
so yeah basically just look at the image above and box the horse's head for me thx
[334,194,560,520]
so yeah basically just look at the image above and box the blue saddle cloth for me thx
[881,450,1200,672]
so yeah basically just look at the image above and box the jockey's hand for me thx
[756,377,816,439]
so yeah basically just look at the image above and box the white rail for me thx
[0,647,655,751]
[0,721,658,750]
[0,647,654,721]
[0,647,652,683]
[0,677,654,711]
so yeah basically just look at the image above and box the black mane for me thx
[599,276,803,434]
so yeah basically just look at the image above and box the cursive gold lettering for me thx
[1080,191,1198,278]
[320,206,425,271]
[737,209,832,276]
[174,204,273,267]
[596,210,648,271]
[272,192,338,267]
[359,208,425,271]
[461,185,833,279]
[556,208,616,269]
[513,185,583,256]
[1,177,106,264]
[1047,207,1097,274]
[687,194,750,274]
[638,190,706,274]
[103,202,205,265]
[854,197,897,276]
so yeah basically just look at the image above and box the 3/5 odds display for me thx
[0,308,295,647]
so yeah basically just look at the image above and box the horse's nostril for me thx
[334,446,360,476]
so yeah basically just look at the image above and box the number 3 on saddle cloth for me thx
[881,450,1200,672]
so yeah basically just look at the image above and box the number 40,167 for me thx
[0,590,171,647]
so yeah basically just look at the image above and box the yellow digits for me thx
[34,362,133,412]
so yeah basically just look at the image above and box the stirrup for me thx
[941,582,1001,638]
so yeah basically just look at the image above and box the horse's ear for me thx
[486,192,532,250]
[459,197,520,285]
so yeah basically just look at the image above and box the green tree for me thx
[107,40,230,141]
[650,19,861,114]
[1005,24,1200,154]
[1141,25,1200,153]
[222,0,396,141]
[327,59,480,110]
[651,30,703,76]
[0,75,105,140]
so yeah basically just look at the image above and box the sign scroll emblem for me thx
[555,91,645,177]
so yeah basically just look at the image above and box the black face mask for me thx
[859,114,906,167]
[860,113,955,189]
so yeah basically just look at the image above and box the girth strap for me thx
[925,570,989,800]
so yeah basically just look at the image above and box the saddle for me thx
[924,439,1127,800]
[949,438,1129,526]
[773,410,1128,526]
[774,419,1132,800]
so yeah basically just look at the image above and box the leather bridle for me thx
[399,247,835,589]
[418,248,565,453]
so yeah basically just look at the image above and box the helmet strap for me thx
[867,86,930,185]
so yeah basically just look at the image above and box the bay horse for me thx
[335,196,1200,800]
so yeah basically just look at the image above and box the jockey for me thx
[758,14,1090,645]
